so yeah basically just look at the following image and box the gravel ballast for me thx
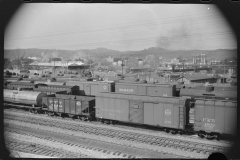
[5,118,208,158]
[4,110,232,147]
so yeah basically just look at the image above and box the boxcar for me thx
[36,84,79,95]
[7,81,36,90]
[115,83,176,97]
[193,99,237,137]
[65,81,115,96]
[180,85,237,100]
[34,81,66,86]
[95,92,187,133]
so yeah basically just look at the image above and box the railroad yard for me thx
[4,106,233,158]
[3,70,237,159]
[4,3,239,159]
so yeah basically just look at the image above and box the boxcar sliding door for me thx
[129,101,143,123]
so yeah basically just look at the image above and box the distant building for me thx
[27,57,38,60]
[106,56,114,62]
[137,58,144,66]
[211,60,221,65]
[117,61,123,66]
[193,54,207,64]
[112,58,123,66]
[171,58,179,64]
[113,62,118,66]
[159,56,163,63]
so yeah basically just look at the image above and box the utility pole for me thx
[18,51,19,70]
[223,61,225,77]
[121,60,124,77]
[67,60,69,74]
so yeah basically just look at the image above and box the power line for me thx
[25,31,234,49]
[5,21,231,44]
[5,14,223,41]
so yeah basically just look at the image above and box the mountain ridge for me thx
[4,47,237,61]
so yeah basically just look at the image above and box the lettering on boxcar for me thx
[165,120,172,124]
[76,101,81,106]
[165,109,171,116]
[204,123,215,130]
[119,88,134,92]
[103,86,107,90]
[203,118,215,130]
[203,118,215,123]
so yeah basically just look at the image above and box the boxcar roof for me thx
[96,92,184,102]
[65,81,113,85]
[33,88,67,93]
[8,82,35,86]
[115,82,175,87]
[38,84,75,89]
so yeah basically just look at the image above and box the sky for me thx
[4,4,237,51]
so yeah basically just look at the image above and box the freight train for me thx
[3,79,237,140]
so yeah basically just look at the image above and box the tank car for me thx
[4,89,47,108]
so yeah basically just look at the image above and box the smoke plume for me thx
[156,25,192,50]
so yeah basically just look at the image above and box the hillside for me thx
[4,47,237,61]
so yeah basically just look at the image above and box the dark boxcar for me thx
[194,99,237,136]
[35,85,79,95]
[65,81,115,96]
[96,92,187,130]
[44,94,95,119]
[7,82,36,90]
[115,83,176,97]
[33,88,67,95]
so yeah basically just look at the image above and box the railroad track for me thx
[4,107,233,144]
[4,110,231,157]
[5,123,180,158]
[5,135,88,158]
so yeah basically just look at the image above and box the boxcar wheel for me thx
[165,128,169,133]
[29,108,34,113]
[198,132,204,138]
[171,130,177,134]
